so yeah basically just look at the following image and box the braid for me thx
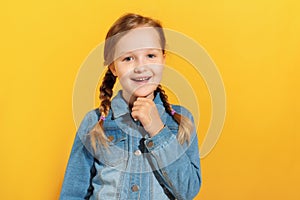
[156,85,172,114]
[90,68,116,151]
[156,85,193,144]
[99,68,116,116]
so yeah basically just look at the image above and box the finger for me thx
[132,106,148,114]
[131,111,142,121]
[136,97,153,102]
[132,110,151,125]
[132,100,142,107]
[136,92,155,99]
[132,101,145,109]
[133,101,148,108]
[131,105,141,111]
[134,99,152,107]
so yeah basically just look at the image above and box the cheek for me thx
[154,65,164,77]
[114,63,131,78]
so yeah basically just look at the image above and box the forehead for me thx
[114,27,162,59]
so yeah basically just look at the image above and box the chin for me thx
[133,85,157,98]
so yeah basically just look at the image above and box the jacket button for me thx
[147,141,154,148]
[134,150,142,156]
[107,135,114,142]
[131,185,139,192]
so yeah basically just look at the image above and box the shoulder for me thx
[83,108,100,123]
[77,108,100,134]
[171,104,194,120]
[80,108,116,130]
[165,104,195,129]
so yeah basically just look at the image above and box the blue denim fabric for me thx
[60,91,201,200]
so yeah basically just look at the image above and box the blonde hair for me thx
[90,13,193,151]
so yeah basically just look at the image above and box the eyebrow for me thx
[118,48,161,56]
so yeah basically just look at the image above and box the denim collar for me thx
[111,90,165,119]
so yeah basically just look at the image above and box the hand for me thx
[131,97,164,137]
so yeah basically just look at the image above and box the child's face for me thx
[110,27,165,102]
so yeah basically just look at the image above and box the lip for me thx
[130,76,152,83]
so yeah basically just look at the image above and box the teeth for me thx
[134,77,150,81]
[137,77,147,81]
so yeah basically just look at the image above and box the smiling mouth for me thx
[131,76,152,82]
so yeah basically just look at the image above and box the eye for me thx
[147,54,156,59]
[122,56,134,62]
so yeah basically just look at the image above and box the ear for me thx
[109,64,117,76]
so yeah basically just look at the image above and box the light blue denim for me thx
[60,91,201,200]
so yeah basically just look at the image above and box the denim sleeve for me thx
[144,108,201,200]
[60,112,95,200]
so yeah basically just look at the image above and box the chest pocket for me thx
[95,129,128,167]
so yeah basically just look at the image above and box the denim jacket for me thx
[60,91,201,200]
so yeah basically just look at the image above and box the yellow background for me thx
[1,0,299,199]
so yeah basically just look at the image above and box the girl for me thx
[60,13,201,200]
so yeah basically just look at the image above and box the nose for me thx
[134,56,147,73]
